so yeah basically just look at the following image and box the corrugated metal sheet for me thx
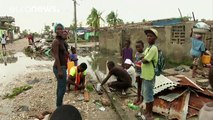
[177,76,204,91]
[158,89,188,102]
[154,75,177,95]
[151,18,182,26]
[153,90,190,120]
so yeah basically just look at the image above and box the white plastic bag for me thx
[96,83,101,91]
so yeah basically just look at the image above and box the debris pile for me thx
[24,38,52,58]
[153,75,213,120]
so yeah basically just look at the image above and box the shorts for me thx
[108,81,130,91]
[142,77,155,103]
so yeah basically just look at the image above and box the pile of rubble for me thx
[152,74,213,119]
[25,38,52,58]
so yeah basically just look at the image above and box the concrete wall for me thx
[99,22,212,63]
[99,29,121,53]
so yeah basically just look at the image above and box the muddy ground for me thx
[0,39,208,120]
[0,39,121,120]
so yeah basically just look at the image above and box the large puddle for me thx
[1,48,178,93]
[0,50,121,94]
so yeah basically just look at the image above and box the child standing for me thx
[122,40,133,66]
[1,34,7,50]
[134,40,144,105]
[69,46,78,66]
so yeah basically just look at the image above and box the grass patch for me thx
[86,83,94,92]
[3,85,32,99]
[165,58,192,69]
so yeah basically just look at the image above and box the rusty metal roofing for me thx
[176,76,204,91]
[158,89,188,102]
[153,89,190,120]
[153,85,213,119]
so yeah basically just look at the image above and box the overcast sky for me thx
[0,0,212,33]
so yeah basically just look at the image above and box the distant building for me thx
[0,16,20,41]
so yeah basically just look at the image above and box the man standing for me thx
[139,28,158,120]
[52,23,67,107]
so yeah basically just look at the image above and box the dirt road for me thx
[0,39,120,120]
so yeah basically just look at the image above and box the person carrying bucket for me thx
[190,31,208,78]
[67,63,87,91]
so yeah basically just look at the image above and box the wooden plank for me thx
[95,72,130,120]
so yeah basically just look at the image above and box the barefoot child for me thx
[134,40,144,105]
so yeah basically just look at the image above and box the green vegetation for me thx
[3,85,32,99]
[87,8,104,42]
[165,58,192,69]
[86,84,94,92]
[106,11,124,27]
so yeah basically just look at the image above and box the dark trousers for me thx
[53,66,67,107]
[109,81,130,91]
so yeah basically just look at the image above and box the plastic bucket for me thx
[201,55,211,64]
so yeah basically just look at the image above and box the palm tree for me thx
[87,8,104,42]
[106,11,124,27]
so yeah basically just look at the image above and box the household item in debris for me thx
[202,54,211,64]
[96,83,101,92]
[44,48,51,57]
[84,91,90,102]
[128,102,139,110]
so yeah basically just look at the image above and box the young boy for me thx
[122,40,133,65]
[134,40,144,105]
[98,61,132,95]
[67,63,87,91]
[138,28,158,120]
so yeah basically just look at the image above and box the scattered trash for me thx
[17,105,29,112]
[84,91,90,102]
[174,66,189,72]
[101,98,110,106]
[27,78,40,85]
[99,106,106,111]
[77,95,84,101]
[128,102,139,110]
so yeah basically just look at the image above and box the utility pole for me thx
[178,8,182,18]
[73,0,77,49]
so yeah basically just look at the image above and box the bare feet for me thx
[134,98,142,105]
